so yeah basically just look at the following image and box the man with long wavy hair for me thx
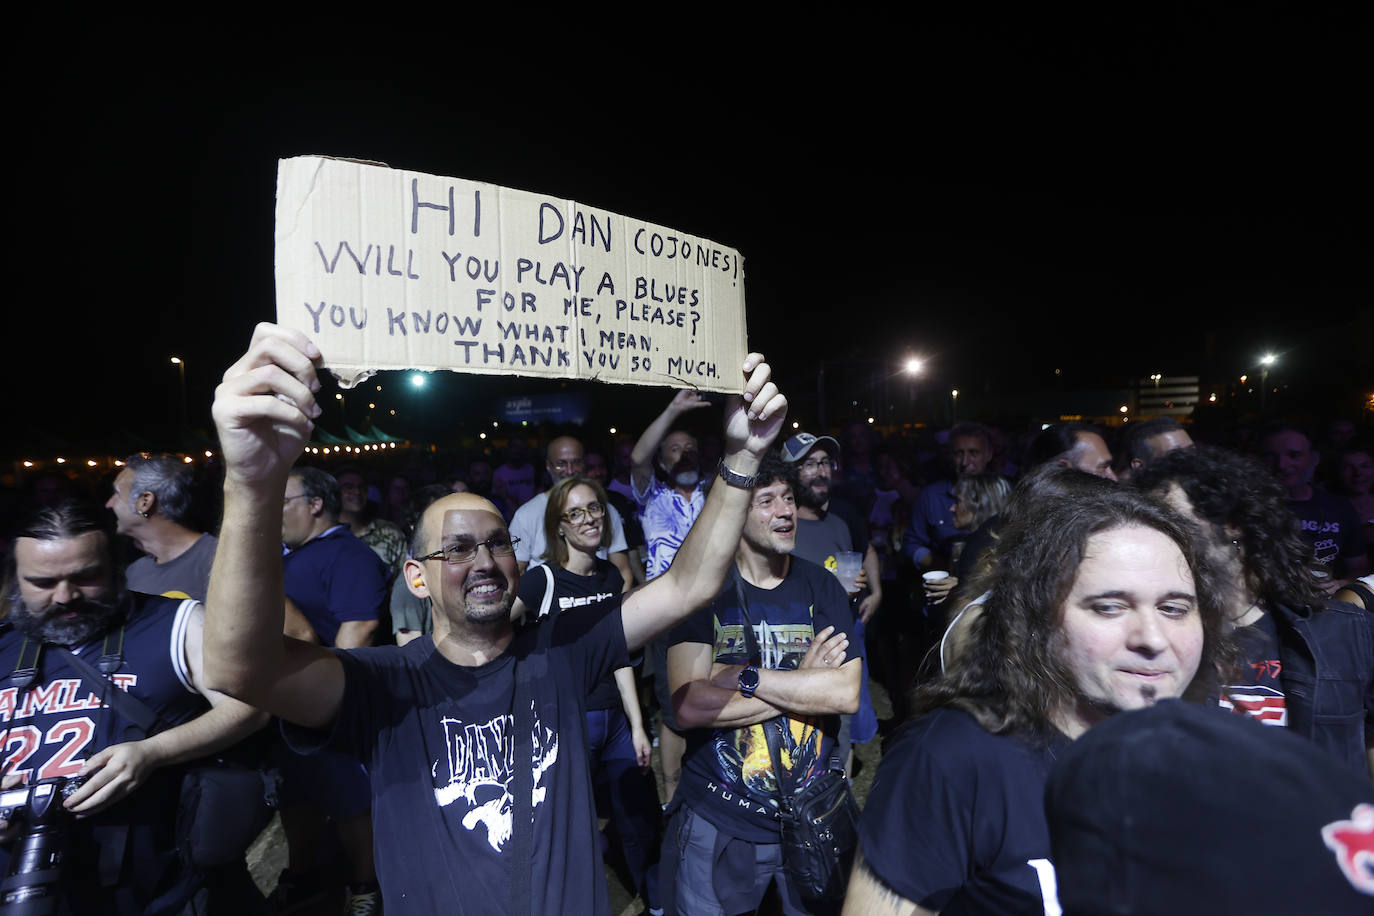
[844,481,1232,915]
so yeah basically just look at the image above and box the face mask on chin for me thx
[673,470,701,487]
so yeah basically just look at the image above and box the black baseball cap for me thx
[780,432,841,464]
[1046,700,1374,914]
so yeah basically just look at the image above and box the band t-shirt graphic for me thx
[430,698,560,852]
[283,601,629,915]
[671,561,856,843]
[1220,612,1287,727]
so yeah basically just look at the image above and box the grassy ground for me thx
[245,677,894,914]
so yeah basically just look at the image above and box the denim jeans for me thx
[586,706,661,909]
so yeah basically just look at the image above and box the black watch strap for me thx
[717,459,761,490]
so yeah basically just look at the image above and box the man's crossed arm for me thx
[669,625,860,730]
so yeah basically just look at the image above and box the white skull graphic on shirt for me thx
[432,701,559,851]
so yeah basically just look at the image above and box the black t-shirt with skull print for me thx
[282,602,628,914]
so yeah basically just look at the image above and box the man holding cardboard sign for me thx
[203,323,787,914]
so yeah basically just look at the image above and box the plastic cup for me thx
[923,569,952,604]
[834,551,863,593]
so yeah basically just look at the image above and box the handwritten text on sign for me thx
[274,156,748,392]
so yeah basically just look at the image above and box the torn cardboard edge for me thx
[275,155,750,394]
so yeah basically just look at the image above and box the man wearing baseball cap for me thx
[781,431,882,771]
[780,432,881,626]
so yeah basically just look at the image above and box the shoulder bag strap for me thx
[733,571,794,813]
[52,630,162,737]
[8,637,43,691]
[32,628,148,888]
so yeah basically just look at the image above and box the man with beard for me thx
[201,322,787,915]
[782,432,881,624]
[630,389,713,805]
[510,435,635,583]
[0,500,265,914]
[782,432,882,769]
[631,390,713,581]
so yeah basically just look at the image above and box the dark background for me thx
[8,7,1370,455]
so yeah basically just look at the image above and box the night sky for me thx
[10,9,1369,456]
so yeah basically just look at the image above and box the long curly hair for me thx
[913,477,1233,740]
[1134,445,1325,609]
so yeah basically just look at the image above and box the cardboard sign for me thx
[275,156,748,392]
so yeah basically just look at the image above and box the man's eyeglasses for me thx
[550,459,585,473]
[800,458,835,473]
[283,493,310,506]
[562,502,605,525]
[416,536,520,565]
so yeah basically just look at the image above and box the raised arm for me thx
[621,358,787,651]
[203,323,346,731]
[629,389,711,495]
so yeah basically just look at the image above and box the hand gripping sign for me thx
[275,156,748,393]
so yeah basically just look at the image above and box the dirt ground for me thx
[245,679,895,915]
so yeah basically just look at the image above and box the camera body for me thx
[0,776,85,915]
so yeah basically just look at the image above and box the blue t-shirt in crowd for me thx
[669,558,858,843]
[859,707,1069,914]
[282,525,388,646]
[282,602,630,915]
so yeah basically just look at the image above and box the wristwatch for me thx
[738,665,760,698]
[717,459,762,490]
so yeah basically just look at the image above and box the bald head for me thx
[407,492,518,635]
[546,436,585,484]
[412,492,506,558]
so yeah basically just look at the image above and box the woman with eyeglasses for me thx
[512,475,662,914]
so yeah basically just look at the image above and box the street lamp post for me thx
[904,358,923,423]
[951,389,959,422]
[170,357,186,437]
[1260,353,1276,413]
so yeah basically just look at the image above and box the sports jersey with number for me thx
[0,594,206,784]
